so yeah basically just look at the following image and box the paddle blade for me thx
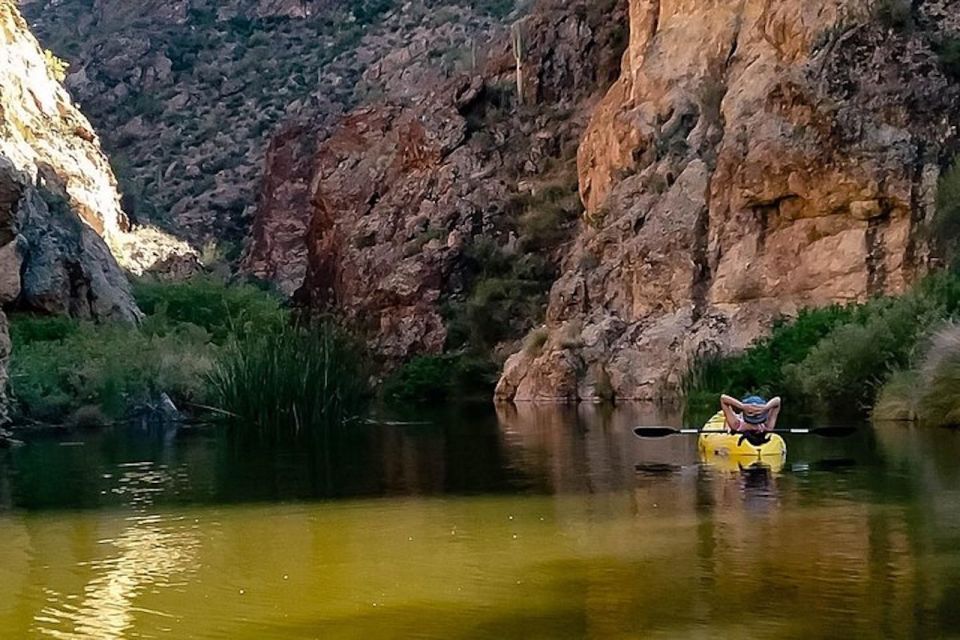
[633,427,681,438]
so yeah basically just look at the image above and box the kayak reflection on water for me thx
[701,453,783,513]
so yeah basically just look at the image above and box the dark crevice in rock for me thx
[690,199,711,323]
[755,205,772,254]
[903,140,927,275]
[865,215,890,297]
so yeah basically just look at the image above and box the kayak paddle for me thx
[633,426,857,439]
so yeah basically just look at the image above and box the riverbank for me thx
[685,271,960,426]
[5,276,370,435]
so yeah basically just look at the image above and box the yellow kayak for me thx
[697,411,786,459]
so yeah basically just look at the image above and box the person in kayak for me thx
[719,394,782,434]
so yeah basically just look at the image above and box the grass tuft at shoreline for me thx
[209,322,369,437]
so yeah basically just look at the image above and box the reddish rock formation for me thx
[242,120,324,297]
[297,80,495,360]
[248,0,628,364]
[496,0,960,402]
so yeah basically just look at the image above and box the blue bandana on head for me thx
[741,395,769,425]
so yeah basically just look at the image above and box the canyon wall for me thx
[0,0,144,421]
[248,0,628,364]
[496,0,960,401]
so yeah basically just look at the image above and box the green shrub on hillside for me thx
[444,237,555,354]
[517,189,582,252]
[187,6,217,26]
[133,276,285,344]
[126,92,164,119]
[934,158,960,257]
[936,36,960,81]
[462,0,515,19]
[873,0,912,31]
[351,0,395,25]
[10,316,213,423]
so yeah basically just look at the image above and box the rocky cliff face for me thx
[0,0,150,421]
[0,0,141,312]
[247,0,627,364]
[496,0,960,402]
[22,0,512,245]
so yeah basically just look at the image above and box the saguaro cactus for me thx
[511,21,525,105]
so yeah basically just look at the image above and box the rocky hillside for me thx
[497,0,960,401]
[21,0,518,245]
[245,0,628,366]
[0,0,145,423]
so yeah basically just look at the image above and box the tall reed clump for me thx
[915,324,960,427]
[208,322,370,437]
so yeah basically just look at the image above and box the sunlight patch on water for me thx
[29,462,200,640]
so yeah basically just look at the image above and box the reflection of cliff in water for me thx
[494,402,684,495]
[0,407,537,510]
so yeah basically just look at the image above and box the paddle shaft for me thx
[633,425,856,438]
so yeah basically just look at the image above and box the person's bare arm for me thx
[764,397,782,431]
[720,394,743,431]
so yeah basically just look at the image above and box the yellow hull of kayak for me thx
[699,449,786,473]
[697,412,787,459]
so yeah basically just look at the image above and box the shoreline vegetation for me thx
[11,269,960,434]
[684,271,960,428]
[7,276,372,435]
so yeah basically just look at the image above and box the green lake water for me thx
[2,403,960,639]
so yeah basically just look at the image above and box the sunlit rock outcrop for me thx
[0,1,193,420]
[496,0,960,402]
[1,1,139,424]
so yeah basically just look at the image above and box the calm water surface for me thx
[1,404,959,639]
